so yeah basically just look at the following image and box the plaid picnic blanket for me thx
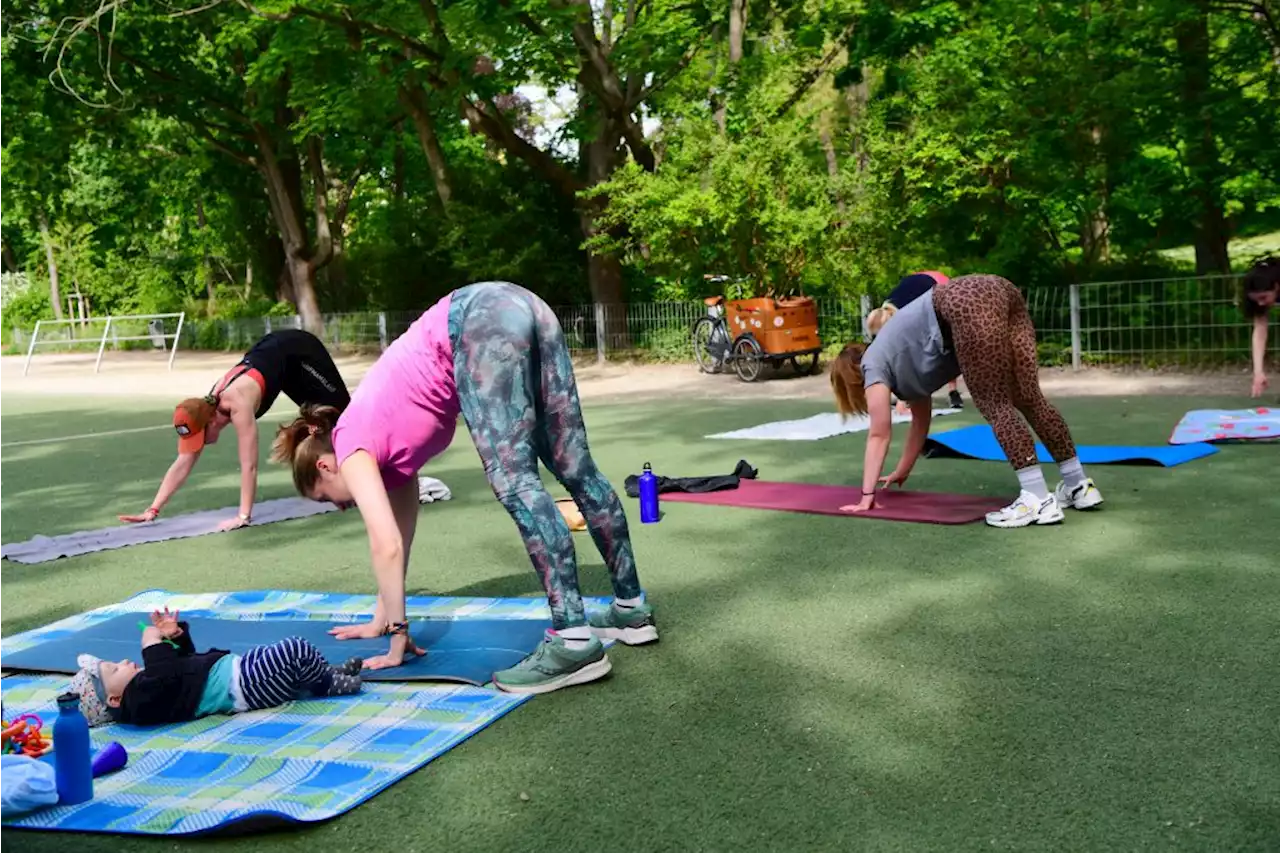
[1,587,613,658]
[0,675,528,835]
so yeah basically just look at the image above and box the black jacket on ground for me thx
[624,460,758,497]
[112,622,230,726]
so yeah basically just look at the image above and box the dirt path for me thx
[0,350,1257,404]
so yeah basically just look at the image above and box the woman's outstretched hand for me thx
[1252,372,1269,398]
[878,469,909,489]
[329,620,386,640]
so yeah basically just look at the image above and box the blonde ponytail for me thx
[866,303,897,336]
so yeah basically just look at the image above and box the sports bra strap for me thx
[210,362,254,400]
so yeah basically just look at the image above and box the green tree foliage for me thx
[2,0,1276,334]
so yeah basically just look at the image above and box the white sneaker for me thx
[985,491,1065,528]
[1054,478,1104,510]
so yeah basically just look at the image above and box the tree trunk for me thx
[197,198,216,313]
[844,71,871,172]
[393,120,406,200]
[287,255,322,334]
[399,83,455,212]
[2,235,18,273]
[708,0,745,135]
[1079,124,1111,265]
[1176,3,1231,274]
[819,125,846,218]
[253,123,326,333]
[580,112,628,347]
[326,161,363,298]
[709,24,725,134]
[244,258,254,301]
[36,211,64,321]
[729,0,747,63]
[276,264,296,305]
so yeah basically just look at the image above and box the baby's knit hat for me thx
[69,654,116,727]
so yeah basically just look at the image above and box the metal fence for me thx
[8,274,1275,369]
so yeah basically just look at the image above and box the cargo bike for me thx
[691,277,823,382]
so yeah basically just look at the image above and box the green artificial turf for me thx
[2,392,1278,852]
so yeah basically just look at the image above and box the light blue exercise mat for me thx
[1168,408,1280,445]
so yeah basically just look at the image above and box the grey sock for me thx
[1058,456,1086,490]
[1016,465,1050,500]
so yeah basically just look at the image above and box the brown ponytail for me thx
[830,342,869,417]
[271,404,342,495]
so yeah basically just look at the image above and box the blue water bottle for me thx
[638,463,660,524]
[53,692,94,805]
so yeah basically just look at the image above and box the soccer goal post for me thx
[22,312,187,376]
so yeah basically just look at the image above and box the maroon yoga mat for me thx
[661,479,1011,525]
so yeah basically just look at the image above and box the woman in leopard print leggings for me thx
[830,274,1104,528]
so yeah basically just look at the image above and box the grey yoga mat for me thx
[1,497,338,565]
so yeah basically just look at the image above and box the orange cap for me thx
[174,397,216,454]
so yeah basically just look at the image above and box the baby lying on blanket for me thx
[71,608,363,727]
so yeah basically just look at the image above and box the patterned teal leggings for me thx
[448,282,643,629]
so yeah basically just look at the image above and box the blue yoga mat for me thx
[923,424,1218,467]
[1,613,551,686]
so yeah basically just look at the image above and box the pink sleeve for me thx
[331,412,379,470]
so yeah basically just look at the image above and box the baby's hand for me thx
[151,606,183,638]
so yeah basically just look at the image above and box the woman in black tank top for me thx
[119,331,350,530]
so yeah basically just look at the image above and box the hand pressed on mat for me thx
[119,507,160,524]
[329,620,386,640]
[840,494,877,513]
[841,467,909,512]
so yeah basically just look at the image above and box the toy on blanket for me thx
[92,742,128,777]
[2,714,54,757]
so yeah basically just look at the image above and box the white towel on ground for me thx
[706,408,962,441]
[418,476,453,504]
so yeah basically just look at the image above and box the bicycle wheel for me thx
[732,336,765,383]
[693,317,729,374]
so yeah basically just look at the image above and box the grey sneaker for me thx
[493,632,612,695]
[587,602,659,645]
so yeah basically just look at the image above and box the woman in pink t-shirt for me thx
[271,282,657,695]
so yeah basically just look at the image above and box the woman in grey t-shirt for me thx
[829,274,1104,529]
